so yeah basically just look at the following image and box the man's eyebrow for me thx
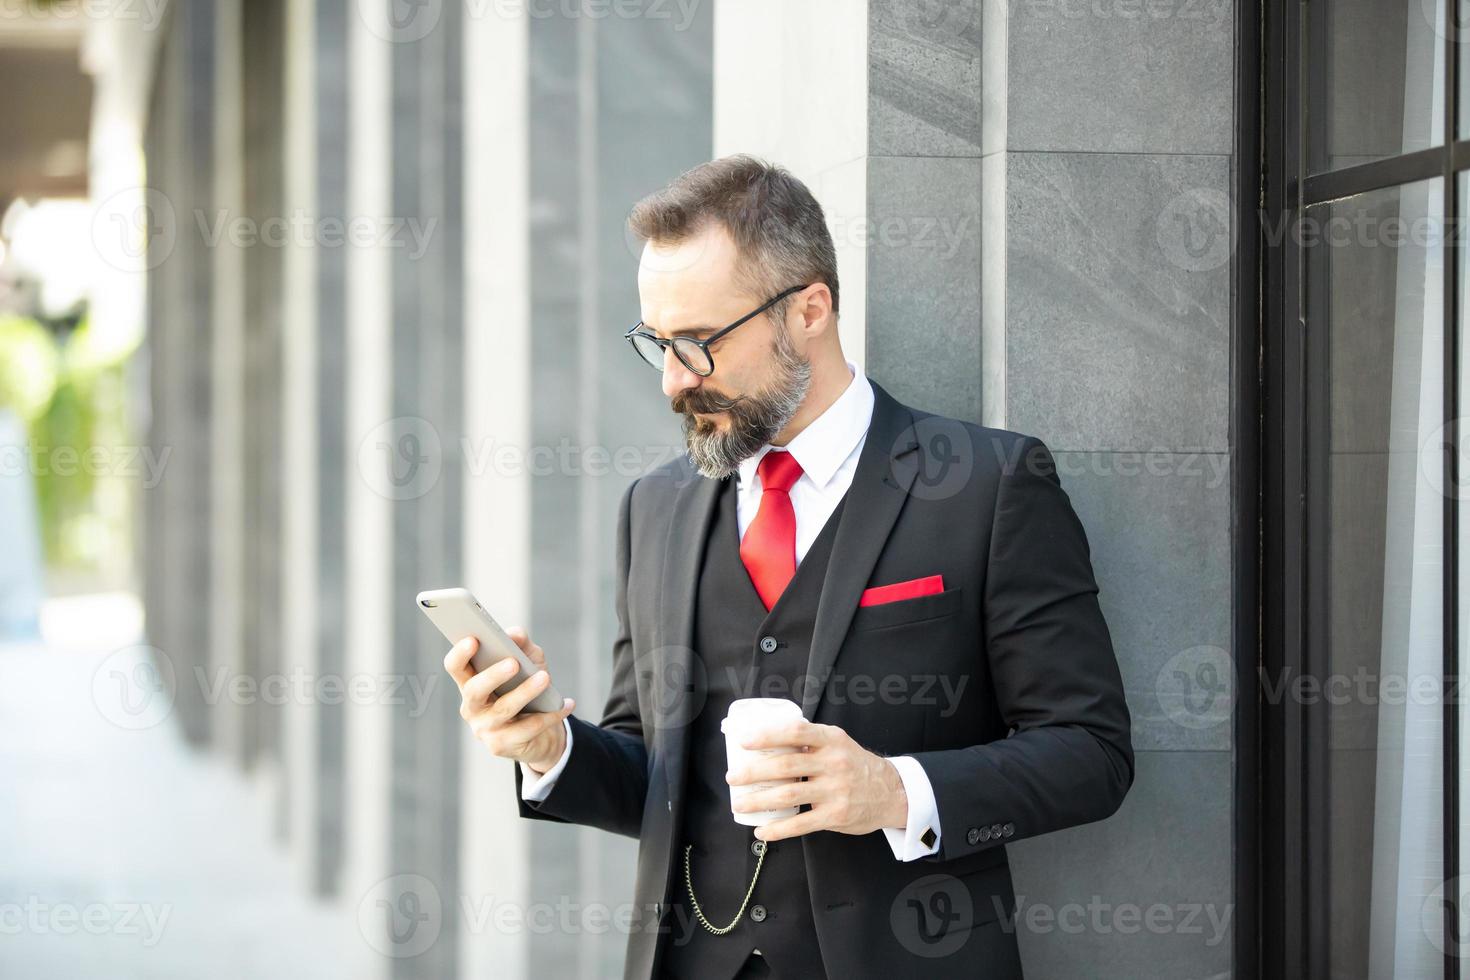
[642,322,715,338]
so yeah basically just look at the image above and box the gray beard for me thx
[676,331,813,481]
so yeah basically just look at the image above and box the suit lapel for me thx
[656,457,723,809]
[802,380,919,720]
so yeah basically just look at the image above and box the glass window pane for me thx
[1458,169,1470,971]
[1304,177,1445,973]
[1461,0,1470,139]
[1308,0,1445,173]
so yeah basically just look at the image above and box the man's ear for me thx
[797,283,834,337]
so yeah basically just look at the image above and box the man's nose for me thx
[661,350,702,399]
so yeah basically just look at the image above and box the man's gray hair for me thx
[627,154,839,323]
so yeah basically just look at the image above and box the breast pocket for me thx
[848,586,964,633]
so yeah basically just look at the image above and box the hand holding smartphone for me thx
[426,588,575,773]
[420,588,565,712]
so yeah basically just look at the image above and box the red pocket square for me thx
[858,574,944,607]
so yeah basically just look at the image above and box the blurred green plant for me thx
[0,313,138,574]
[0,315,59,419]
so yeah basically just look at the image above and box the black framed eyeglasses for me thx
[623,283,810,377]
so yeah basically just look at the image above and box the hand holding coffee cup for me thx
[722,697,805,827]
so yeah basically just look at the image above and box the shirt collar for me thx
[736,361,874,493]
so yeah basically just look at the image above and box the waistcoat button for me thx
[759,636,778,653]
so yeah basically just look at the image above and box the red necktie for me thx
[740,450,805,611]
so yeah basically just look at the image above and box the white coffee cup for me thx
[721,697,804,827]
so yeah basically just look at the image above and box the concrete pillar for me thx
[712,0,875,372]
[240,0,288,818]
[339,4,470,976]
[142,0,215,747]
[208,0,250,770]
[280,0,316,891]
[459,3,712,977]
[310,0,351,902]
[280,0,350,898]
[460,10,534,976]
[342,1,398,973]
[142,12,181,743]
[384,2,468,975]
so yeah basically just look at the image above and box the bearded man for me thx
[444,154,1134,980]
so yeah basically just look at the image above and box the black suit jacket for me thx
[514,379,1134,978]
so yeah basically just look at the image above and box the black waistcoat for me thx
[660,473,848,980]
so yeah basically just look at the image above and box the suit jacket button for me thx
[991,823,1004,839]
[1002,822,1015,838]
[978,826,991,842]
[759,636,779,654]
[966,827,981,845]
[750,904,767,923]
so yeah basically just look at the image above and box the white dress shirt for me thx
[521,361,943,861]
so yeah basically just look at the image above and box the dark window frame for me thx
[1253,1,1464,977]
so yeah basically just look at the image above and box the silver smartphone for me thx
[417,587,565,714]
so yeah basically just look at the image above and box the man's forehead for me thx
[638,232,732,285]
[637,239,740,330]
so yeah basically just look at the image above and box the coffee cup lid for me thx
[723,697,802,732]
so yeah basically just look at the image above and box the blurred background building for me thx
[0,0,1458,978]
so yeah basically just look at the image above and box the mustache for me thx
[671,386,747,415]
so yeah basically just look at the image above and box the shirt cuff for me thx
[881,755,941,861]
[519,717,574,802]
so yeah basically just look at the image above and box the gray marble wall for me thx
[973,1,1236,976]
[520,8,712,977]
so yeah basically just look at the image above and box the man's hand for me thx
[725,719,909,842]
[444,629,575,774]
